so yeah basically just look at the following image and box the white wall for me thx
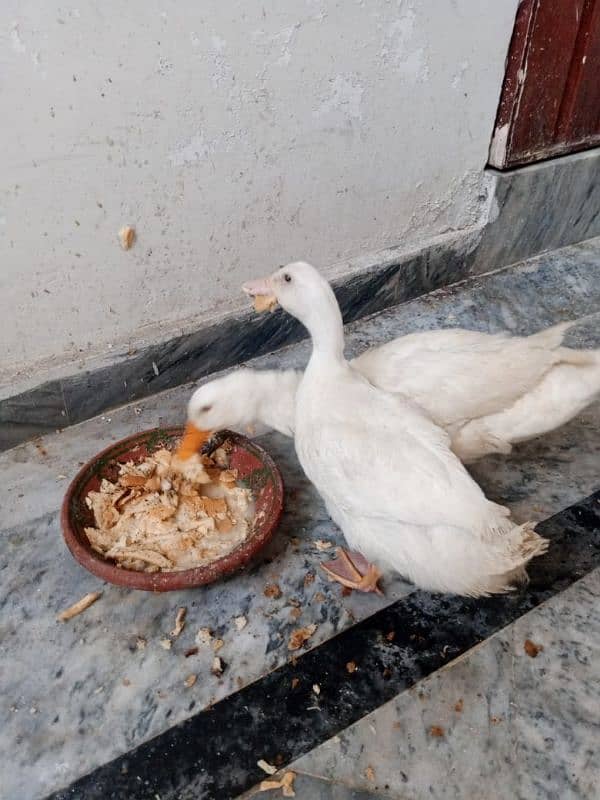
[1,0,517,387]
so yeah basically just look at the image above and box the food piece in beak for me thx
[176,422,212,460]
[321,548,383,594]
[253,294,278,313]
[242,277,278,313]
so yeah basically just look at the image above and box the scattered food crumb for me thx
[57,592,102,621]
[184,674,197,688]
[392,721,401,730]
[171,607,187,638]
[212,638,224,652]
[314,539,333,551]
[122,678,131,686]
[303,572,315,587]
[288,624,317,651]
[524,639,544,658]
[136,636,147,650]
[289,607,302,621]
[211,656,225,676]
[313,592,326,603]
[196,627,213,646]
[346,661,357,673]
[264,583,282,599]
[259,771,296,797]
[118,225,135,250]
[291,677,300,689]
[184,647,199,658]
[365,765,375,782]
[257,759,277,776]
[490,715,503,725]
[159,639,172,650]
[312,683,320,695]
[385,631,395,642]
[429,725,445,738]
[454,698,464,713]
[234,615,247,631]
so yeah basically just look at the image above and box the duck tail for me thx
[477,521,549,595]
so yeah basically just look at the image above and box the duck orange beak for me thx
[242,277,278,312]
[176,422,212,460]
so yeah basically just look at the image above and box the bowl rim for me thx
[60,426,284,592]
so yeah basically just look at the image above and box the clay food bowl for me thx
[61,427,284,591]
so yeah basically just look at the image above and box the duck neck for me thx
[302,287,346,364]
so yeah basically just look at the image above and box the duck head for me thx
[186,371,256,440]
[243,262,344,358]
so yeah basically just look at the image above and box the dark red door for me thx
[489,0,600,169]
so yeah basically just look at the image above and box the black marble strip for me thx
[47,491,600,800]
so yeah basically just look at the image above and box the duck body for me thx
[244,262,548,597]
[187,324,600,462]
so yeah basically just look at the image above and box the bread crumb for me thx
[312,683,320,695]
[365,765,375,782]
[212,638,224,652]
[257,759,277,776]
[234,615,247,631]
[57,592,102,621]
[254,295,278,313]
[454,698,464,713]
[259,772,296,797]
[314,540,333,551]
[159,639,172,650]
[196,627,213,646]
[346,661,357,673]
[118,226,135,250]
[136,636,147,650]
[211,656,225,676]
[171,607,187,638]
[184,674,197,688]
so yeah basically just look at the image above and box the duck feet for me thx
[321,548,383,595]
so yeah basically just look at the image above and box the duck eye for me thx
[284,274,292,283]
[200,404,212,413]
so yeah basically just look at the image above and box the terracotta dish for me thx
[61,428,284,591]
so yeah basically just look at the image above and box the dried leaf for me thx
[524,639,543,658]
[288,624,317,651]
[264,583,282,599]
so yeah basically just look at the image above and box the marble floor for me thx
[0,239,599,800]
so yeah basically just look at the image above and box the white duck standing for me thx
[187,328,600,463]
[241,262,548,597]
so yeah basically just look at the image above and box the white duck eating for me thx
[240,262,548,597]
[186,327,600,465]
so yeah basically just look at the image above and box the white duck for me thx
[187,328,600,463]
[239,262,548,597]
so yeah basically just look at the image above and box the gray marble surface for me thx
[1,243,599,799]
[289,567,600,800]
